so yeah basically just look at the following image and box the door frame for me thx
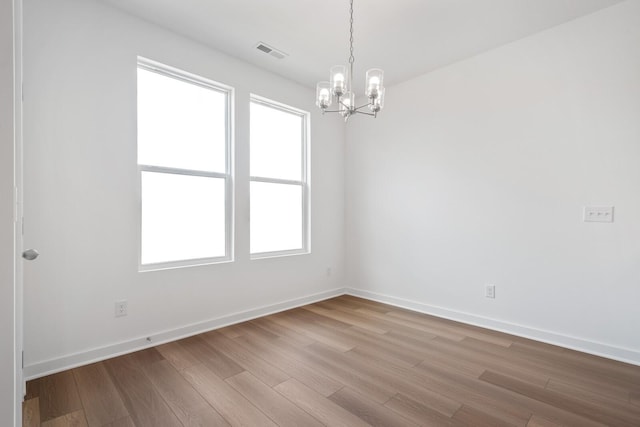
[14,0,24,424]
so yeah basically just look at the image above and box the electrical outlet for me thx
[485,285,495,299]
[115,300,128,317]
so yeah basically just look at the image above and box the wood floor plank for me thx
[382,310,468,341]
[216,324,245,339]
[104,354,183,427]
[466,339,633,400]
[336,326,425,367]
[274,378,371,427]
[546,378,640,420]
[384,393,460,427]
[397,307,515,343]
[348,339,422,370]
[233,334,343,396]
[179,335,244,379]
[338,295,395,313]
[142,359,230,426]
[446,336,623,397]
[509,342,640,389]
[250,317,315,346]
[201,330,290,386]
[102,417,136,427]
[155,341,201,371]
[631,391,640,406]
[386,309,515,348]
[414,360,608,427]
[312,341,464,417]
[512,340,640,383]
[383,327,438,349]
[226,371,324,427]
[526,415,564,426]
[452,404,522,427]
[289,340,398,404]
[125,347,165,366]
[324,342,469,418]
[72,362,129,427]
[414,337,550,388]
[35,370,83,423]
[401,360,533,424]
[182,363,277,426]
[359,308,468,342]
[319,299,446,341]
[41,409,88,427]
[302,304,389,333]
[268,313,356,352]
[22,397,40,427]
[329,386,419,427]
[285,306,353,330]
[480,370,637,427]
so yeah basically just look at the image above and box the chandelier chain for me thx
[349,0,355,91]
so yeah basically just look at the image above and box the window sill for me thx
[139,256,233,272]
[250,249,310,261]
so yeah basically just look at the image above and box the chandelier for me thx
[315,0,385,121]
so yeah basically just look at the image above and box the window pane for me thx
[250,102,302,180]
[138,68,226,173]
[250,181,302,254]
[141,172,225,264]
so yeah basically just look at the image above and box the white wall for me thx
[0,0,17,424]
[346,1,640,364]
[23,0,345,377]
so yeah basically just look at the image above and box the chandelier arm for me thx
[320,110,376,117]
[353,103,373,111]
[338,99,353,110]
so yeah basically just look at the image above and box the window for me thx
[137,59,232,269]
[250,96,309,257]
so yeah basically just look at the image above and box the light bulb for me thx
[330,65,348,97]
[365,68,384,99]
[316,81,332,109]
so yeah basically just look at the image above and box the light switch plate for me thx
[583,206,614,223]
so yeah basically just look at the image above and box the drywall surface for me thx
[23,0,345,375]
[346,1,640,363]
[0,0,17,424]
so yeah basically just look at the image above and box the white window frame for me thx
[249,95,310,259]
[137,57,234,271]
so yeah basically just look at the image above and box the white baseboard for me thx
[24,287,346,380]
[346,288,640,366]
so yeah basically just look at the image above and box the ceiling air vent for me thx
[255,42,288,60]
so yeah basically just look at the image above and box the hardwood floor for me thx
[24,295,640,426]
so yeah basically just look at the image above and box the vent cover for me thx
[255,42,288,60]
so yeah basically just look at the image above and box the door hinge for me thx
[21,351,24,369]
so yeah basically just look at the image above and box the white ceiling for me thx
[99,0,623,93]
